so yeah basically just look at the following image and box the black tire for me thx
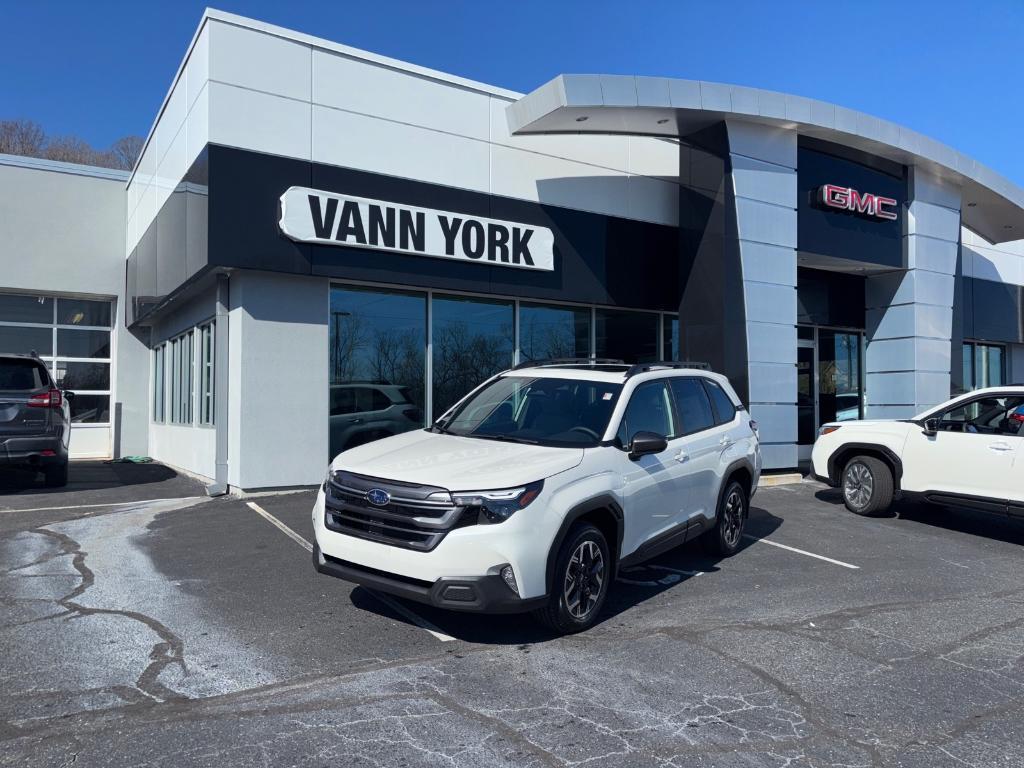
[533,523,610,634]
[704,479,748,557]
[841,455,893,516]
[43,462,68,488]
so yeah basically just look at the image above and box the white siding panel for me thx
[208,20,311,101]
[313,105,489,192]
[208,82,311,161]
[490,144,629,218]
[314,50,490,140]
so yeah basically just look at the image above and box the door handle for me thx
[989,441,1014,452]
[348,418,364,424]
[674,450,688,463]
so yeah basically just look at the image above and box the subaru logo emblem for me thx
[366,488,390,506]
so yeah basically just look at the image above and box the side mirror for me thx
[62,390,75,403]
[629,431,668,460]
[922,417,939,436]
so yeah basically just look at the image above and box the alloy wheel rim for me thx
[564,540,605,620]
[722,489,744,548]
[844,462,874,509]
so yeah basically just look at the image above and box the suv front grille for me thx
[324,471,468,551]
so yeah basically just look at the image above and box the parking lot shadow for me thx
[0,460,192,503]
[814,486,1024,546]
[351,506,784,645]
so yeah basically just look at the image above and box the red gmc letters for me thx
[818,184,898,221]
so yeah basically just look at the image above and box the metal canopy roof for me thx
[507,75,1024,244]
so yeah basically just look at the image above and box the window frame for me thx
[198,321,215,426]
[963,341,1006,391]
[935,393,1024,437]
[702,378,738,426]
[0,292,113,426]
[615,378,679,449]
[667,375,718,437]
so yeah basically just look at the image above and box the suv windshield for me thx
[437,376,622,447]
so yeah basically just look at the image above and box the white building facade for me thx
[3,9,1023,488]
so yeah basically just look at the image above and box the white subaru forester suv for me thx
[312,360,761,634]
[812,386,1024,517]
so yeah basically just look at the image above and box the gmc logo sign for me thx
[818,184,898,221]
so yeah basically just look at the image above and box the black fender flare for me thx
[545,495,624,593]
[827,443,903,488]
[715,459,757,519]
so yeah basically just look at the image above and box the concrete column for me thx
[726,122,799,470]
[865,168,960,417]
[227,271,329,490]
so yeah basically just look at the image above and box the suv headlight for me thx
[819,425,841,436]
[452,480,543,524]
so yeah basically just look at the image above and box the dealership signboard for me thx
[279,187,555,272]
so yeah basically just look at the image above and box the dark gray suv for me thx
[0,354,72,487]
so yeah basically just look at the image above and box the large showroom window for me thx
[326,285,682,457]
[168,330,194,425]
[0,292,113,424]
[431,294,514,418]
[963,342,1005,390]
[519,303,590,363]
[328,286,427,459]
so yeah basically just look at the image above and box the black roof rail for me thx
[625,361,711,377]
[512,357,626,370]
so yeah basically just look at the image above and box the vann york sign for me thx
[818,184,898,221]
[279,187,555,272]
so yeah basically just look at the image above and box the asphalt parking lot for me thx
[2,462,1024,767]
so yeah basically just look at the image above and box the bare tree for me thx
[110,135,144,170]
[0,119,46,157]
[0,118,143,170]
[44,135,100,165]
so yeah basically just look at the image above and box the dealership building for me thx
[2,8,1024,489]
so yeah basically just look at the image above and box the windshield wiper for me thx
[470,433,539,445]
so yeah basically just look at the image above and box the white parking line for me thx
[744,535,860,570]
[0,497,200,514]
[245,501,456,642]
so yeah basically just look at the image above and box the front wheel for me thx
[705,480,748,556]
[533,523,610,634]
[842,456,893,516]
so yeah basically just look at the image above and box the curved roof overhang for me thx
[506,75,1024,244]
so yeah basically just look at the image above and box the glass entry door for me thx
[797,326,864,459]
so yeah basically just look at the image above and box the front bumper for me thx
[313,543,546,613]
[0,434,67,467]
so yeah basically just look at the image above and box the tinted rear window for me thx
[703,379,737,425]
[0,359,48,391]
[669,377,715,435]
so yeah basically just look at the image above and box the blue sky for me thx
[3,1,1023,184]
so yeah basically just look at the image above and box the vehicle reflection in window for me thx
[329,286,427,458]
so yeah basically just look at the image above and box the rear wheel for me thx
[705,480,748,556]
[842,456,893,516]
[533,523,610,634]
[43,462,68,488]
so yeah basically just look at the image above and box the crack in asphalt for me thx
[30,526,190,704]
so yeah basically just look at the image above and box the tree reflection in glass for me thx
[431,295,514,419]
[519,303,591,363]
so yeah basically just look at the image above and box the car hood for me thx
[329,429,585,491]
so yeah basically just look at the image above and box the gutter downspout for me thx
[207,272,230,496]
